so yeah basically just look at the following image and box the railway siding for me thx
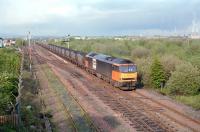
[33,52,75,131]
[42,64,97,132]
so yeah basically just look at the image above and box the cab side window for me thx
[112,65,119,71]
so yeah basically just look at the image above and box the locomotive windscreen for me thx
[119,65,137,73]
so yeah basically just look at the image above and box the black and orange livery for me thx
[85,52,137,90]
[41,44,137,90]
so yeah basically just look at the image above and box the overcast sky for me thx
[0,0,200,37]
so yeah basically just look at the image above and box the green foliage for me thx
[0,73,19,114]
[0,48,21,75]
[21,106,38,127]
[175,95,200,110]
[165,62,200,96]
[15,39,26,47]
[0,48,21,114]
[131,47,150,59]
[150,58,166,88]
[160,55,182,79]
[135,57,152,86]
[0,124,16,132]
[0,93,11,114]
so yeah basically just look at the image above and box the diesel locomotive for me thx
[41,44,137,90]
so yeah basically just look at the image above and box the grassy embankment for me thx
[52,38,200,110]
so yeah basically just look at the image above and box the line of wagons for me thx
[40,44,138,90]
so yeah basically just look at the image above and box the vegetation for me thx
[0,124,16,132]
[52,38,200,109]
[150,58,166,89]
[15,39,26,47]
[165,62,200,96]
[19,47,44,131]
[0,48,21,115]
[175,95,200,110]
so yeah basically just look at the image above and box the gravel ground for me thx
[137,88,200,120]
[32,47,76,132]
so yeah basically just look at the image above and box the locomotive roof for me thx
[86,52,134,65]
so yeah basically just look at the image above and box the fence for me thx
[0,114,19,126]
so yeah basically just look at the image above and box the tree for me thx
[16,39,26,47]
[131,47,150,59]
[160,55,182,79]
[165,63,200,96]
[150,58,166,88]
[135,57,152,86]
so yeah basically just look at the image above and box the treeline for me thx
[53,38,200,109]
[0,48,21,114]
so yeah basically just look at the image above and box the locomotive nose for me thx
[120,72,137,81]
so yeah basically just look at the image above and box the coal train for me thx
[40,44,137,90]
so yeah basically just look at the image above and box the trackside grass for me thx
[42,64,97,132]
[175,95,200,110]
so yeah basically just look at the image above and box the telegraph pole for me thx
[67,34,70,49]
[28,32,31,47]
[28,32,32,71]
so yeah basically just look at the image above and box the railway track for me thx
[36,44,200,132]
[41,54,176,131]
[33,45,98,132]
[87,72,200,132]
[69,72,179,132]
[134,91,200,129]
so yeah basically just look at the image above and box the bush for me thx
[0,48,20,114]
[160,55,182,79]
[135,57,152,86]
[0,48,21,75]
[186,41,200,55]
[15,39,26,47]
[0,72,18,114]
[0,124,16,132]
[150,58,166,88]
[165,62,200,96]
[131,47,150,59]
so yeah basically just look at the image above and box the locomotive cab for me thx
[112,64,137,89]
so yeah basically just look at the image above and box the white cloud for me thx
[0,0,200,36]
[0,0,79,25]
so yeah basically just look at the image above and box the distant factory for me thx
[189,20,200,39]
